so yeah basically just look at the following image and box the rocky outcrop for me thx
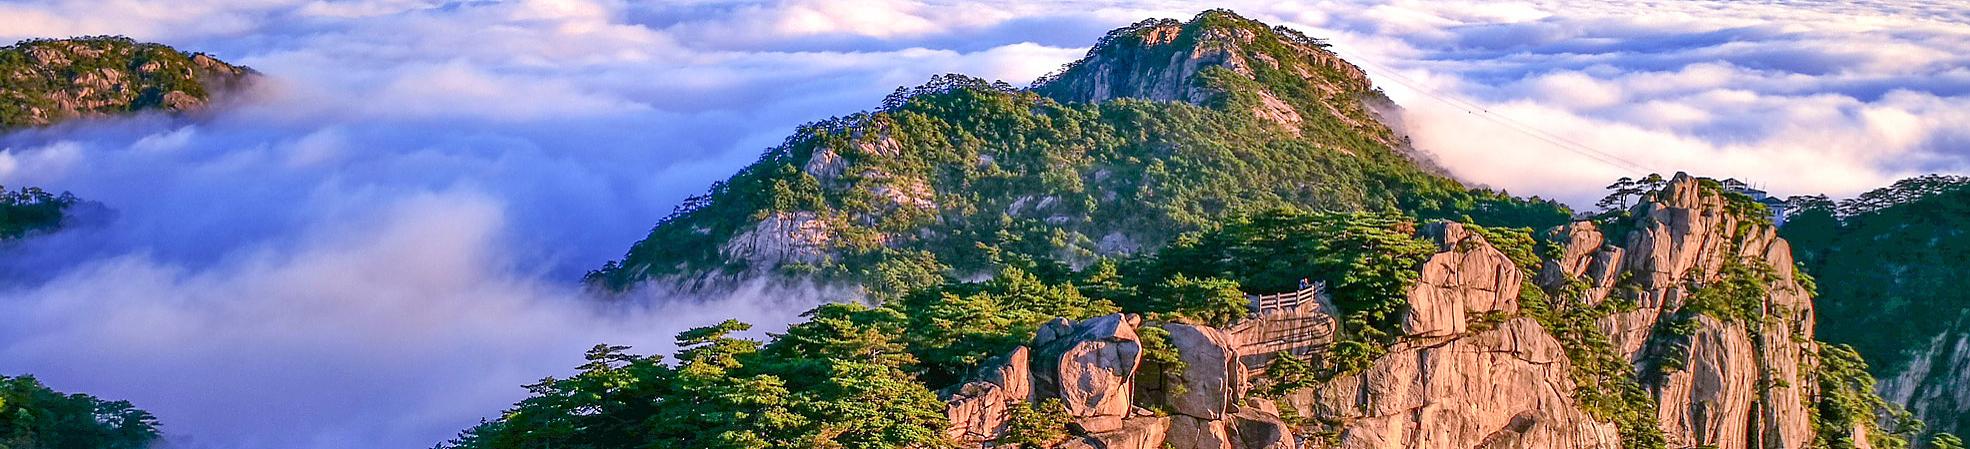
[1404,223,1522,338]
[938,174,1847,449]
[719,211,834,268]
[2,37,253,129]
[1160,323,1244,420]
[1541,173,1821,449]
[942,347,1033,443]
[1227,287,1337,375]
[1293,317,1622,449]
[944,312,1294,449]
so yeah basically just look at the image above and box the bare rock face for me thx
[1166,415,1234,449]
[1033,314,1145,433]
[942,347,1033,443]
[719,211,833,268]
[1404,222,1523,338]
[1160,323,1244,420]
[1225,407,1294,449]
[1542,173,1821,449]
[1294,318,1621,449]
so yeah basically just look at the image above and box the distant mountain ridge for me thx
[1784,175,1970,439]
[588,10,1570,296]
[0,36,253,129]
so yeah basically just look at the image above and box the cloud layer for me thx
[0,1,1965,448]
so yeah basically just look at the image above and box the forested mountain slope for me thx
[1786,175,1970,439]
[587,10,1569,296]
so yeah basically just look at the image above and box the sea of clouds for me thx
[0,1,1965,448]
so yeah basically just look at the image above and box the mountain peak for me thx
[1032,9,1373,108]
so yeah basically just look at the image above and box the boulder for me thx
[1161,323,1244,420]
[1058,416,1171,449]
[941,347,1032,442]
[1226,407,1293,449]
[1033,314,1143,433]
[1165,415,1232,449]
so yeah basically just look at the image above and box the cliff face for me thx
[0,36,253,129]
[939,175,1851,449]
[1548,175,1820,449]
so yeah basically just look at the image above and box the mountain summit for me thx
[589,10,1567,295]
[1034,10,1381,141]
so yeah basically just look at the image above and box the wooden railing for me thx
[1250,282,1325,316]
[1230,282,1337,368]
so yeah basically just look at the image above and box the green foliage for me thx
[444,314,954,449]
[1134,325,1188,401]
[1930,433,1965,449]
[1520,271,1667,449]
[0,375,159,449]
[1142,208,1435,349]
[0,186,75,241]
[1462,224,1545,275]
[1140,274,1248,327]
[1786,175,1970,436]
[1796,173,1970,443]
[885,267,1118,386]
[998,400,1069,449]
[1812,344,1918,449]
[1681,260,1776,324]
[1255,352,1318,398]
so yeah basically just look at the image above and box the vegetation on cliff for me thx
[1,36,251,128]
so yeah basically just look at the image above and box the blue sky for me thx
[0,1,1966,448]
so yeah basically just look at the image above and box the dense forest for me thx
[1788,174,1970,369]
[0,375,159,449]
[1785,174,1970,436]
